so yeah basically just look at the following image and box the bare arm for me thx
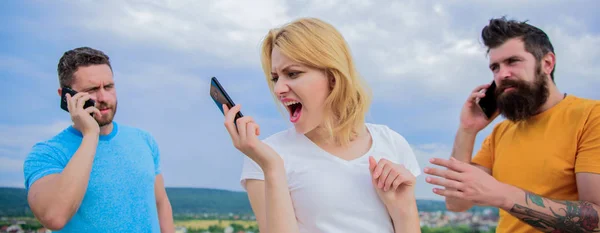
[249,160,299,233]
[222,104,298,233]
[500,173,600,232]
[27,133,98,230]
[389,194,421,233]
[446,129,491,212]
[155,174,174,233]
[246,180,267,233]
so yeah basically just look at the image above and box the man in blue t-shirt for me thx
[22,47,175,232]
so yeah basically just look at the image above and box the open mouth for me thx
[284,101,303,123]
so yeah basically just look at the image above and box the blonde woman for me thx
[222,17,422,233]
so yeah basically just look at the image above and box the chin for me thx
[293,124,309,134]
[96,115,114,127]
[292,121,319,135]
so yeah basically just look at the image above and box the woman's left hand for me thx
[369,156,417,206]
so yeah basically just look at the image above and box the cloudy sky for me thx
[1,0,599,200]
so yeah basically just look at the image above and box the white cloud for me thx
[35,0,598,103]
[65,0,292,67]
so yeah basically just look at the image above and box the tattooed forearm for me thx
[509,192,600,233]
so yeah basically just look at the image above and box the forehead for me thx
[72,64,113,88]
[270,47,294,71]
[488,38,530,64]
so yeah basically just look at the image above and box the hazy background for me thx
[1,0,598,200]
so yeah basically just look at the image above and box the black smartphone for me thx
[60,87,95,114]
[478,80,497,119]
[210,77,243,121]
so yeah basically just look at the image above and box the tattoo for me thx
[510,192,600,232]
[527,192,547,207]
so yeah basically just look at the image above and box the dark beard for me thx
[495,66,549,122]
[95,101,117,127]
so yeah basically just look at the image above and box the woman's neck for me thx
[305,123,368,147]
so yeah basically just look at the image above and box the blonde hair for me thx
[260,17,372,146]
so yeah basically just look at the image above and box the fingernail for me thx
[429,158,434,162]
[423,168,429,172]
[450,157,456,161]
[426,177,431,182]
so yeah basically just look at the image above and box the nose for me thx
[93,88,108,103]
[273,78,289,96]
[495,64,511,81]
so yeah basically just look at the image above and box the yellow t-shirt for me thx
[472,94,600,233]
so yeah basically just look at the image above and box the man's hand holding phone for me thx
[65,91,102,136]
[223,104,283,171]
[460,82,499,135]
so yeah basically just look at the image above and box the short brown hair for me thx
[57,47,112,88]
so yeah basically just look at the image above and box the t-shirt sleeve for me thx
[575,103,600,174]
[471,133,495,170]
[391,130,421,177]
[147,133,161,175]
[239,155,265,190]
[239,137,284,190]
[23,142,65,191]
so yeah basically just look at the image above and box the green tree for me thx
[208,224,224,233]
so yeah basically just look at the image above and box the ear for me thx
[542,52,555,77]
[328,72,336,90]
[57,87,62,97]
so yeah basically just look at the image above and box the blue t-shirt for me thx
[23,122,161,233]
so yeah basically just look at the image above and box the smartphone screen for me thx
[477,81,497,119]
[210,77,243,121]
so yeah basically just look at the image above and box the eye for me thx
[86,87,99,93]
[507,57,521,65]
[271,76,279,83]
[288,72,300,78]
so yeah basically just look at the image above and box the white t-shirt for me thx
[240,123,421,233]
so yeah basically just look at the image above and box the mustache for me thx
[95,102,112,109]
[495,79,528,95]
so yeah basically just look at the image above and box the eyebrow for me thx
[271,64,301,76]
[82,82,114,92]
[489,55,522,69]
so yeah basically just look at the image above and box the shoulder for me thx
[117,122,152,137]
[117,123,158,144]
[550,95,600,131]
[261,127,299,150]
[488,119,514,137]
[562,95,600,115]
[367,123,410,146]
[367,123,422,176]
[25,126,76,160]
[367,123,413,156]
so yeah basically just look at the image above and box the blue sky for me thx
[1,0,599,200]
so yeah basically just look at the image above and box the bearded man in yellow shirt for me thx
[424,16,600,233]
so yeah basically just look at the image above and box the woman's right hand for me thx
[459,83,499,134]
[223,104,282,171]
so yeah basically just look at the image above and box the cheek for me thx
[305,82,330,111]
